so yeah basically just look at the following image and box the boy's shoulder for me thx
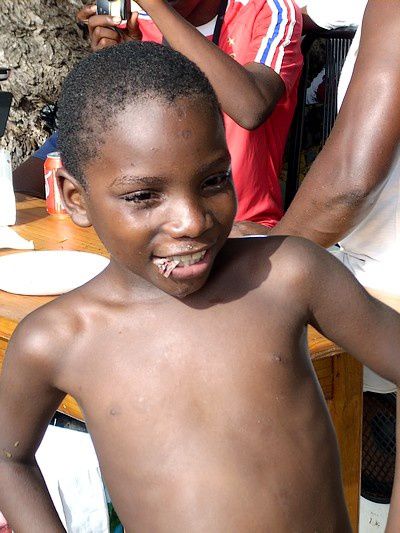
[8,283,102,374]
[229,234,328,273]
[223,235,332,300]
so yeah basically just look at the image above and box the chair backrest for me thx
[284,27,356,209]
[0,68,12,139]
[0,91,12,138]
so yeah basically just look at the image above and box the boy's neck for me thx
[105,259,173,303]
[185,0,224,27]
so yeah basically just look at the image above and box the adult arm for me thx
[270,0,400,247]
[0,319,66,530]
[77,1,302,130]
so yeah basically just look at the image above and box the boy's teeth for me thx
[170,250,206,266]
[153,250,207,278]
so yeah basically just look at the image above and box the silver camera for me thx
[96,0,132,20]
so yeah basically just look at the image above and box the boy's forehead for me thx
[84,98,228,183]
[100,97,224,150]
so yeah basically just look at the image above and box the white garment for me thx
[36,425,109,532]
[293,0,307,8]
[304,0,367,30]
[336,25,400,296]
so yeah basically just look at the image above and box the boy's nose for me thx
[163,198,213,239]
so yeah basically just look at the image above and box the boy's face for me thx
[65,98,236,299]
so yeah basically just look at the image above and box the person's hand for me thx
[77,4,142,52]
[229,221,270,238]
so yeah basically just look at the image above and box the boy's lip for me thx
[169,248,213,280]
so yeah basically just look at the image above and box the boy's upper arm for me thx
[0,315,65,463]
[302,241,400,385]
[246,0,303,94]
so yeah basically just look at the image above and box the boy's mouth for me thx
[153,250,208,278]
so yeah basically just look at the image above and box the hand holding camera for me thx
[77,1,142,52]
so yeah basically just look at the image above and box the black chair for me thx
[284,27,356,209]
[0,67,12,138]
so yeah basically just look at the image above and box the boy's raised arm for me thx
[0,318,66,531]
[299,239,400,531]
[130,0,286,129]
[78,0,302,130]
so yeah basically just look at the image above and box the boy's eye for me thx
[122,191,158,204]
[202,170,232,191]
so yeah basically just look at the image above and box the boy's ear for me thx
[57,168,92,227]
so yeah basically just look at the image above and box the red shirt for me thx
[138,0,303,226]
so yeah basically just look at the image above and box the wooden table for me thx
[0,195,362,530]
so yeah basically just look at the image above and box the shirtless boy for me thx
[0,42,399,532]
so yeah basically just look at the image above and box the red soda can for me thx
[44,152,68,217]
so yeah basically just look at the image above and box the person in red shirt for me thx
[15,0,302,235]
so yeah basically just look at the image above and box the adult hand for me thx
[77,4,142,52]
[229,221,270,238]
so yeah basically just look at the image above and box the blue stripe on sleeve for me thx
[260,0,283,65]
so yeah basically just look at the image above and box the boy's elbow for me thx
[239,66,284,129]
[236,104,273,130]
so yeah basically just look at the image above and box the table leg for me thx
[329,353,363,532]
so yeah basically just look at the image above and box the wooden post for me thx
[329,353,363,532]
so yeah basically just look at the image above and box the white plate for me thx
[0,250,110,296]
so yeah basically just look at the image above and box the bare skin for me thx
[270,0,400,247]
[77,0,285,130]
[1,98,400,532]
[229,220,270,237]
[13,0,287,234]
[77,0,287,236]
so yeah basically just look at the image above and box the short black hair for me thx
[58,41,220,186]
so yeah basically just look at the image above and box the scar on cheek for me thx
[180,129,192,139]
[153,258,180,278]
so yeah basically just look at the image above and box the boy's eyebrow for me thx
[108,175,167,189]
[108,155,231,189]
[196,156,231,175]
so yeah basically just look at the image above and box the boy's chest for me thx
[65,301,309,428]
